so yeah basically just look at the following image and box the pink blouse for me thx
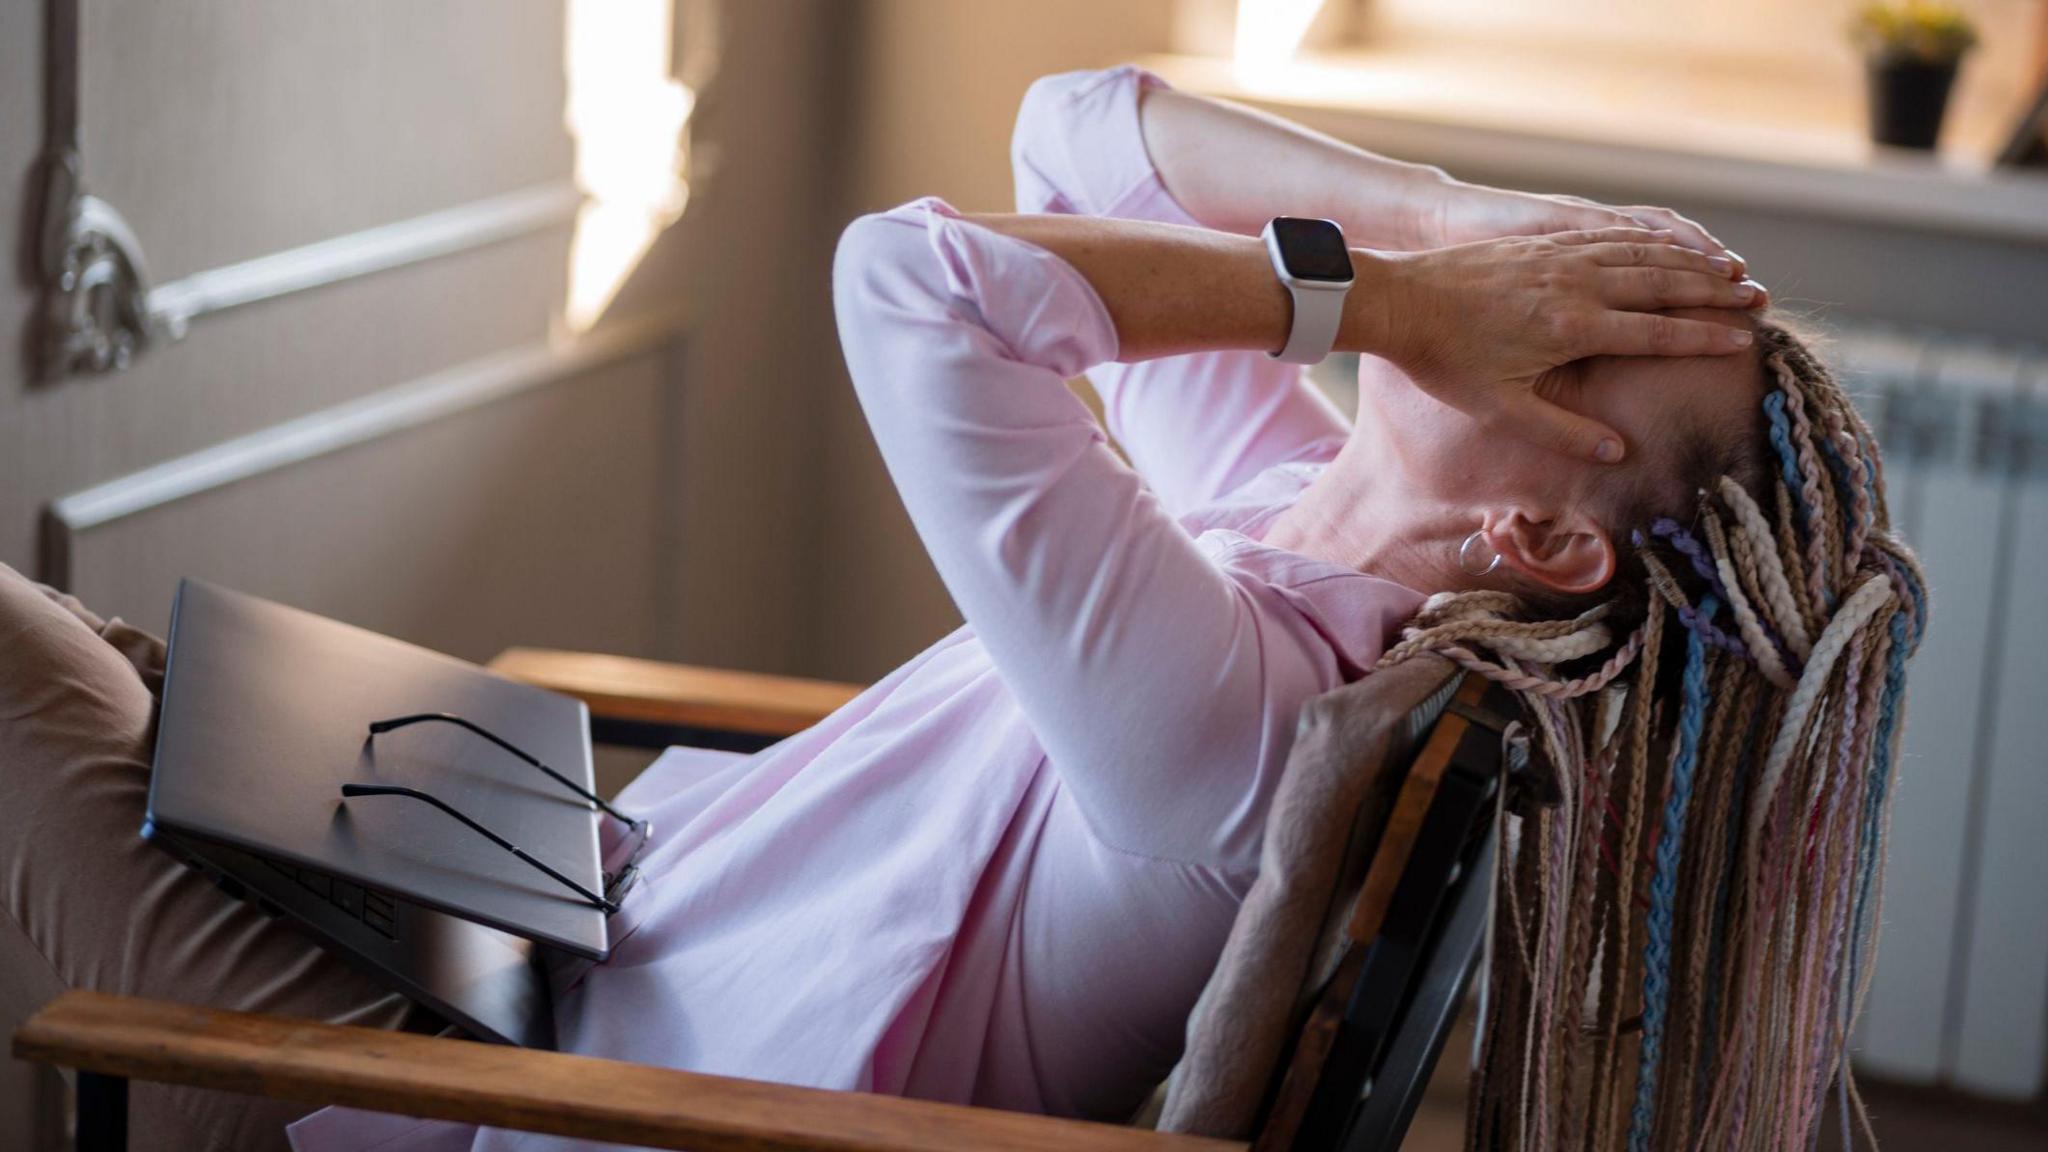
[291,66,1421,1152]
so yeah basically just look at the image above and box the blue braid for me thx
[1901,566,1928,648]
[1817,436,1863,549]
[1764,390,1834,612]
[1764,392,1810,527]
[1628,595,1716,1151]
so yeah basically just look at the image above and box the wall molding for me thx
[148,181,584,335]
[42,309,685,588]
[32,0,585,378]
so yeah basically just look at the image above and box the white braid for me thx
[1718,476,1815,660]
[1744,574,1893,850]
[1487,623,1612,663]
[1705,526,1797,691]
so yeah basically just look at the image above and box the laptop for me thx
[142,580,619,1047]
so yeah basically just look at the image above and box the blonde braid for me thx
[1773,478,1822,638]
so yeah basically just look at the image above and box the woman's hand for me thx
[1364,227,1764,464]
[1417,179,1745,279]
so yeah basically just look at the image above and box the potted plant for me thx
[1851,2,1980,149]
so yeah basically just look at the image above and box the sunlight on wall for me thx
[564,0,694,332]
[1233,0,1328,84]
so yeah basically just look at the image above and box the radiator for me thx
[1834,323,2048,1100]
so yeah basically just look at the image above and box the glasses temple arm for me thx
[340,783,618,914]
[367,712,637,826]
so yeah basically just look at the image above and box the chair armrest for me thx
[489,648,864,740]
[13,992,1243,1152]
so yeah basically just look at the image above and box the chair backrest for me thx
[1158,658,1520,1152]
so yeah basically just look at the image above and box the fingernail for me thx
[1595,438,1624,463]
[1734,282,1757,302]
[1709,255,1734,274]
[1731,330,1754,347]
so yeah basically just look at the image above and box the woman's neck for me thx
[1263,433,1470,595]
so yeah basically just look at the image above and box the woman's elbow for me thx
[831,210,935,337]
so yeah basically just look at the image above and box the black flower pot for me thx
[1865,55,1960,150]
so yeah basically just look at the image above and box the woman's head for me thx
[1354,307,1771,606]
[1374,315,1927,1147]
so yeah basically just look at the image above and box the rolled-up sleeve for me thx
[833,200,1360,864]
[1010,66,1349,516]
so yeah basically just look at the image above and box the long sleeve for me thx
[1010,66,1350,516]
[832,201,1414,866]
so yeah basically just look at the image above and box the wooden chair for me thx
[12,647,1518,1152]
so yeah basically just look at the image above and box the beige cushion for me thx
[0,565,419,1151]
[1157,654,1460,1139]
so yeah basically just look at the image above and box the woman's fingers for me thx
[1547,229,1756,287]
[1580,311,1756,358]
[1494,392,1627,464]
[1617,204,1742,275]
[1602,268,1766,311]
[1583,239,1738,278]
[1545,226,1680,247]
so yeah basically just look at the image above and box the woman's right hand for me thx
[1361,227,1766,464]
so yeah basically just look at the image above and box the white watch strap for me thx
[1273,282,1346,365]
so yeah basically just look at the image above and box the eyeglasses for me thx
[342,713,652,914]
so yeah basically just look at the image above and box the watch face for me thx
[1270,217,1352,283]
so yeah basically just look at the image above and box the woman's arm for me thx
[1135,85,1446,250]
[1007,68,1755,513]
[971,211,1755,460]
[1136,82,1743,267]
[835,201,1401,865]
[1011,67,1351,516]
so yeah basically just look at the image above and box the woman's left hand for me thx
[1416,180,1746,281]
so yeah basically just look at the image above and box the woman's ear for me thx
[1486,509,1615,595]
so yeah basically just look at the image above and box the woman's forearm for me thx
[1136,86,1447,250]
[963,213,1382,363]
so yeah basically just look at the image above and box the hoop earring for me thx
[1460,530,1502,577]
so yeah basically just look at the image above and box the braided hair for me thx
[1382,319,1927,1150]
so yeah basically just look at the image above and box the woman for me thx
[27,66,1913,1152]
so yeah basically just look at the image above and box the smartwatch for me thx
[1260,217,1353,365]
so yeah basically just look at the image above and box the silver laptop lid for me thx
[147,580,609,959]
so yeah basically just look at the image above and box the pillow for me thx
[1156,653,1460,1137]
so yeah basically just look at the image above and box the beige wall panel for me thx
[81,0,572,277]
[599,0,849,677]
[2,0,44,584]
[62,349,669,665]
[1,226,570,575]
[810,0,1175,681]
